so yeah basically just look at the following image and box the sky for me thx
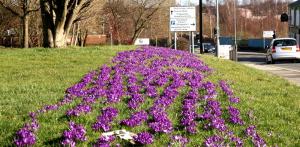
[176,0,298,6]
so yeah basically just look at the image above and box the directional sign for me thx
[170,7,196,32]
[263,31,274,38]
[178,0,190,6]
[134,38,150,46]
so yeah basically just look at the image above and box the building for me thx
[288,1,300,42]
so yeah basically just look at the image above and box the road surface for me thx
[238,52,300,86]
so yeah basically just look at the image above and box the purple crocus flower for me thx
[204,135,224,147]
[92,107,118,132]
[14,126,36,147]
[61,121,87,147]
[219,80,241,104]
[219,80,234,96]
[127,94,145,109]
[14,46,265,146]
[66,104,92,117]
[229,97,240,103]
[134,132,154,145]
[202,82,217,99]
[245,125,266,147]
[121,111,148,127]
[94,135,116,147]
[169,135,189,147]
[228,106,244,125]
[231,137,243,147]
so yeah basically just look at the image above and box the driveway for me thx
[238,51,300,86]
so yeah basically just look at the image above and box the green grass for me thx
[0,46,299,146]
[0,46,134,145]
[201,55,300,146]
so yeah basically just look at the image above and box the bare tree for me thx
[101,0,165,44]
[129,0,166,43]
[103,0,129,44]
[40,0,97,48]
[0,0,39,48]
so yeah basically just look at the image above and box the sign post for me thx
[263,31,274,49]
[192,32,195,54]
[170,7,196,52]
[170,7,196,32]
[175,32,177,50]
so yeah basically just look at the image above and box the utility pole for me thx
[216,0,220,57]
[199,0,203,54]
[234,0,237,61]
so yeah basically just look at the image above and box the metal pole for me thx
[175,32,177,50]
[199,0,203,54]
[263,37,265,51]
[10,36,13,48]
[234,0,237,61]
[110,32,113,48]
[189,0,192,53]
[192,32,195,54]
[189,31,192,53]
[216,0,220,57]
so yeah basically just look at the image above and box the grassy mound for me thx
[0,46,299,146]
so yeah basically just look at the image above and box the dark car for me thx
[203,43,216,53]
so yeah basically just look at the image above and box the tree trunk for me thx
[22,15,29,48]
[71,24,76,46]
[41,24,54,48]
[74,22,80,46]
[54,27,67,48]
[40,1,54,48]
[131,28,144,44]
[40,0,89,48]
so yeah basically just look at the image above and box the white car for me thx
[266,38,300,64]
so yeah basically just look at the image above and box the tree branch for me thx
[25,7,41,15]
[0,1,21,17]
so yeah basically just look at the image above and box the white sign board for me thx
[178,0,190,6]
[218,45,233,59]
[134,38,150,46]
[170,7,196,32]
[263,31,274,38]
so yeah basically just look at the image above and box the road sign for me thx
[263,31,274,38]
[178,0,190,6]
[134,38,150,46]
[170,7,196,32]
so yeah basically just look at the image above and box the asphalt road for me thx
[238,51,300,86]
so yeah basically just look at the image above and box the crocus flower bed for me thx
[14,46,266,146]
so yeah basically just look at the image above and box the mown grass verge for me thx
[0,46,299,146]
[201,55,300,146]
[0,46,134,145]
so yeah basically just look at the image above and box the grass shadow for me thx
[43,137,63,146]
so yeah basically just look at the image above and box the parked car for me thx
[266,38,300,64]
[203,43,216,53]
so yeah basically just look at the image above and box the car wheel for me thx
[266,55,273,64]
[270,57,275,64]
[292,59,298,63]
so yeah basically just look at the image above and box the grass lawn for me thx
[0,46,299,146]
[201,55,300,146]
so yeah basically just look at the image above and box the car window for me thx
[273,40,297,47]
